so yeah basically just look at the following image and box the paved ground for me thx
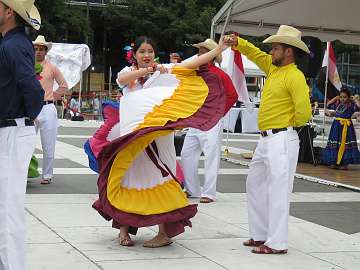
[25,119,360,269]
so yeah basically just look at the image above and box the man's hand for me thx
[224,34,238,47]
[218,36,230,51]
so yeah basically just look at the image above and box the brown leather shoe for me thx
[252,244,288,254]
[243,238,265,247]
[200,197,214,203]
[40,179,52,185]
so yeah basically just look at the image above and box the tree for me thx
[102,0,226,53]
[35,0,90,42]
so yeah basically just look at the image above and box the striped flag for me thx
[222,48,250,102]
[322,42,342,91]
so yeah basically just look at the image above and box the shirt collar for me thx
[2,26,25,41]
[277,62,296,70]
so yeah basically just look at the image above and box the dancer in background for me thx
[323,88,360,169]
[181,38,238,203]
[33,35,68,184]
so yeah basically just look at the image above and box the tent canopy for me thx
[212,0,360,45]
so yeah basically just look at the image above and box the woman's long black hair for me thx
[133,36,157,56]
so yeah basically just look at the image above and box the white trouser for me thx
[181,120,223,200]
[36,104,58,180]
[246,128,299,250]
[0,122,36,270]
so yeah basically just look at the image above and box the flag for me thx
[322,42,342,91]
[222,48,250,102]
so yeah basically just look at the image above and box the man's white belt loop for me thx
[14,117,27,127]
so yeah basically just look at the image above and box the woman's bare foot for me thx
[118,233,134,247]
[143,232,172,248]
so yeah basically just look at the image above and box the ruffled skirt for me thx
[86,67,228,237]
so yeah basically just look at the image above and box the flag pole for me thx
[108,66,112,99]
[78,71,83,113]
[221,6,233,157]
[322,41,330,145]
[221,4,232,36]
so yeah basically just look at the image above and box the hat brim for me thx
[29,5,41,30]
[2,0,40,30]
[192,43,222,64]
[263,35,310,54]
[33,42,52,51]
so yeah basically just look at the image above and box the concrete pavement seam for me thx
[305,252,347,270]
[175,242,231,270]
[25,207,105,270]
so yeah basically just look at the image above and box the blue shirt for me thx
[0,27,44,120]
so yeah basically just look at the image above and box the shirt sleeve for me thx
[116,66,132,87]
[286,70,312,127]
[52,65,69,100]
[7,43,44,119]
[233,37,272,75]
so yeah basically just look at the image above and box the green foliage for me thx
[34,0,359,58]
[35,0,90,42]
[332,41,359,54]
[102,0,226,52]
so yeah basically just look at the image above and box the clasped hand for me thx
[147,64,168,74]
[222,34,238,47]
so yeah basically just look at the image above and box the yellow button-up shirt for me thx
[234,37,312,130]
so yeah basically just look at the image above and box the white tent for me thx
[211,0,360,45]
[213,0,360,140]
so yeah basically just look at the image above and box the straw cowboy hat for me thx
[263,25,310,54]
[33,35,52,51]
[29,4,41,30]
[193,38,222,64]
[1,0,41,30]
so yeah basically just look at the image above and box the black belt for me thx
[260,128,288,137]
[43,100,54,105]
[0,119,34,128]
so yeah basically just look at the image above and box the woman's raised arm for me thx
[177,37,227,69]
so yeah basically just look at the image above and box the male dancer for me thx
[0,1,44,268]
[33,35,68,184]
[225,25,312,254]
[181,38,237,203]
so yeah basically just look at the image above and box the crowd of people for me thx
[1,0,360,269]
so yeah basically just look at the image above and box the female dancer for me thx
[87,36,229,247]
[323,88,360,169]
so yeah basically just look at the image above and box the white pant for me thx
[246,129,299,250]
[36,104,58,180]
[0,122,36,270]
[181,120,223,200]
